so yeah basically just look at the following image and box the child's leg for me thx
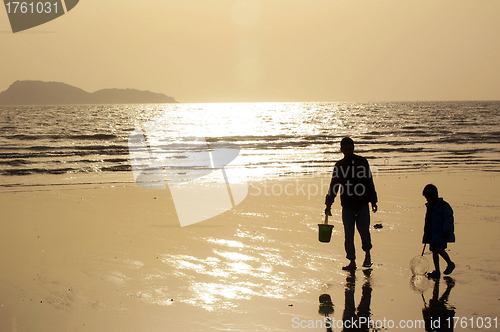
[427,250,441,278]
[438,250,453,266]
[440,249,456,275]
[432,251,440,272]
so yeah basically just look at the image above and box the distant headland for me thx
[0,80,177,105]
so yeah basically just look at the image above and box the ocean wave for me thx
[1,102,500,179]
[3,168,76,176]
[0,159,33,166]
[4,134,120,141]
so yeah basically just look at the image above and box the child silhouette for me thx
[422,184,456,279]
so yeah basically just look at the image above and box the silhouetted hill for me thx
[90,88,175,104]
[0,80,177,105]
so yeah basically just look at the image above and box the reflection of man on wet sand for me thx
[342,269,372,332]
[317,270,373,332]
[325,137,378,270]
[318,294,334,332]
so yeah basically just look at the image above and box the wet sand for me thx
[0,170,499,331]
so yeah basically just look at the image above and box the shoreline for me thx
[1,162,499,189]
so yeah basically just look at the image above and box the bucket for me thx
[318,215,334,243]
[318,224,334,242]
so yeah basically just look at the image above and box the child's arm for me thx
[442,203,454,238]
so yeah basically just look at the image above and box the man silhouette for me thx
[325,137,378,270]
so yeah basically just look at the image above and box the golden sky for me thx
[1,0,499,102]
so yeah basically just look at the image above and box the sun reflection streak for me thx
[213,250,256,262]
[151,238,329,311]
[206,238,245,248]
[134,205,338,312]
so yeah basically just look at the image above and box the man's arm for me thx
[365,159,378,212]
[325,166,340,216]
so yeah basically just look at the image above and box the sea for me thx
[1,101,500,187]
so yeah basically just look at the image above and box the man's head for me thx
[422,184,439,203]
[340,137,354,157]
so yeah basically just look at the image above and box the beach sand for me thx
[1,170,499,331]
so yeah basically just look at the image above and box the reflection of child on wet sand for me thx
[422,184,456,279]
[422,277,456,332]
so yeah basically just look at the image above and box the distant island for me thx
[0,80,177,105]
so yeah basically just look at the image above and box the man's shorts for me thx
[430,243,447,252]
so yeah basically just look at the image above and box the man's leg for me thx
[356,205,373,266]
[342,207,357,264]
